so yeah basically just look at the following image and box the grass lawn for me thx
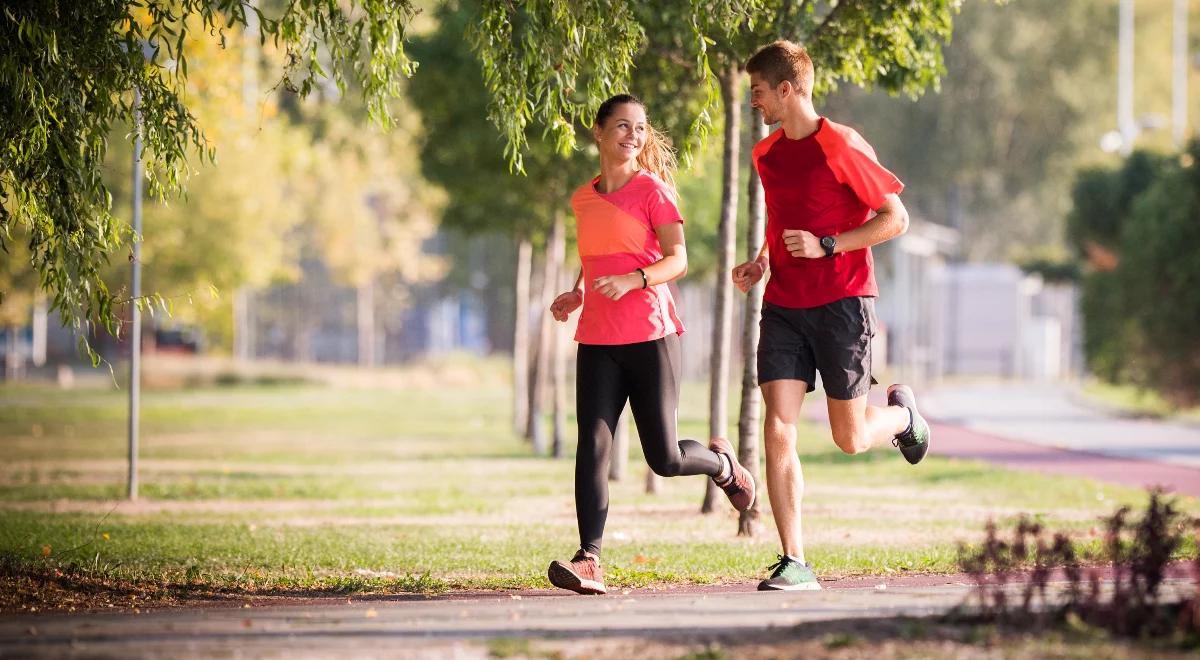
[1080,379,1200,424]
[1,356,1196,610]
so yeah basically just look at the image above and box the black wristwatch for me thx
[820,235,837,258]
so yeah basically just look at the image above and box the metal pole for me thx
[1118,0,1137,154]
[1173,0,1189,147]
[128,85,143,501]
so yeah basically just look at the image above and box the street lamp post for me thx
[128,83,143,501]
[127,40,155,501]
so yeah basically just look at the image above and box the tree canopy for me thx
[1,0,418,355]
[471,0,961,170]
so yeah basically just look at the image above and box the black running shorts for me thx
[757,296,878,400]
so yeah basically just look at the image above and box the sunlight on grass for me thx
[1,371,1195,594]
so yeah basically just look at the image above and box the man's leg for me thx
[757,378,821,591]
[761,379,808,561]
[813,297,931,462]
[826,394,909,455]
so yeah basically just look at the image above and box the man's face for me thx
[749,72,783,125]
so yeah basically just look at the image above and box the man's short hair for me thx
[746,40,814,98]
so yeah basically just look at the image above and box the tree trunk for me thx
[356,278,376,367]
[645,465,661,494]
[609,408,630,481]
[513,236,533,436]
[702,65,742,514]
[530,210,566,455]
[528,254,549,452]
[4,326,22,381]
[526,249,546,444]
[738,109,769,537]
[550,223,569,458]
[31,294,47,367]
[233,287,255,362]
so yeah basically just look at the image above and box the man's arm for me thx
[732,242,770,293]
[832,193,909,253]
[781,193,909,258]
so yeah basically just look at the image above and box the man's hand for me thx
[732,258,767,293]
[593,272,641,301]
[782,229,823,259]
[550,290,583,321]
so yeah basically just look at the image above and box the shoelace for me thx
[765,554,791,576]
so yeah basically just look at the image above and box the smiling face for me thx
[749,72,785,125]
[593,102,647,164]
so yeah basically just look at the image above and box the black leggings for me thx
[575,333,723,556]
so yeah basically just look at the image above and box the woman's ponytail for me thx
[637,123,678,195]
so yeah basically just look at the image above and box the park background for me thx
[2,0,1199,614]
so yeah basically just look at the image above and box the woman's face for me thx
[594,103,647,163]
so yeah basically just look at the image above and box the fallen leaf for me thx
[102,533,110,541]
[242,619,252,628]
[365,608,378,618]
[41,546,51,557]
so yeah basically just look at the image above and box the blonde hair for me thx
[595,94,678,192]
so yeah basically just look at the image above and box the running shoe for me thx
[888,384,930,465]
[547,550,606,595]
[757,555,822,591]
[709,437,756,511]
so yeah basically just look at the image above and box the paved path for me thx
[804,381,1200,498]
[4,570,1194,658]
[925,382,1200,468]
[0,583,972,658]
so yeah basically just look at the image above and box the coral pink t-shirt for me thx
[571,170,686,345]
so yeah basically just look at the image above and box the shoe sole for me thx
[547,561,606,595]
[757,581,823,592]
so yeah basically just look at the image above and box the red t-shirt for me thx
[571,170,686,345]
[752,117,904,309]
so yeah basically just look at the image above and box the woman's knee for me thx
[647,453,683,477]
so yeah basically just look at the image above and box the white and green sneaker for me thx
[757,555,822,591]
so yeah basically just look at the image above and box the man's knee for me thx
[763,418,799,460]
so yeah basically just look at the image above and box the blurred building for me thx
[877,222,1083,385]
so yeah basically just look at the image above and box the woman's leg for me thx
[574,343,627,557]
[625,334,723,478]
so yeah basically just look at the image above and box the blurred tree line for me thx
[1066,143,1200,407]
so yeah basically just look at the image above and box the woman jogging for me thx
[545,94,755,596]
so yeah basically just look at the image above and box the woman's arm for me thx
[593,222,688,300]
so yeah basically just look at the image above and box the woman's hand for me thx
[593,272,642,301]
[550,290,583,321]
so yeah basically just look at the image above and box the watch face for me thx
[820,236,835,249]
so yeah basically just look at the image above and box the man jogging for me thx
[732,40,931,591]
